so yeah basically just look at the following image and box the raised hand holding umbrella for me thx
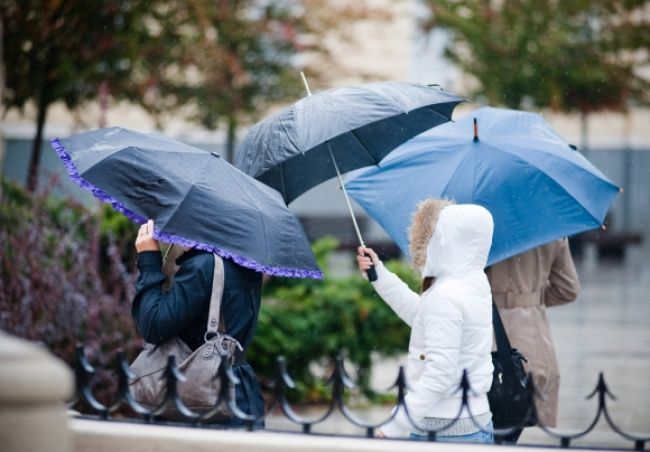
[300,72,378,280]
[135,219,160,252]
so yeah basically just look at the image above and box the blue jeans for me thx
[409,421,494,444]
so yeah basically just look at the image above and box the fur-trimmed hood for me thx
[408,198,456,273]
[409,199,493,277]
[422,204,493,278]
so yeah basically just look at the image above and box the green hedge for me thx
[249,237,415,402]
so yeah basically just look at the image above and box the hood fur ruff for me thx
[408,198,456,273]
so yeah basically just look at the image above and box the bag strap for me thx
[492,299,513,358]
[206,254,226,336]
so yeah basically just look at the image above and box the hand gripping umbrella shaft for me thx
[328,143,377,282]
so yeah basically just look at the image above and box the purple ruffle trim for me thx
[153,230,323,279]
[51,138,147,224]
[50,138,323,280]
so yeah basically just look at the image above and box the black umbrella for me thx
[235,80,463,279]
[51,127,322,279]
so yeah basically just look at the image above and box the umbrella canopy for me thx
[346,107,620,266]
[51,127,322,279]
[235,81,464,204]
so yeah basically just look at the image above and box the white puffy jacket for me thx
[375,204,495,437]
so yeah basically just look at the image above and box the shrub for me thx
[0,178,141,407]
[248,237,416,402]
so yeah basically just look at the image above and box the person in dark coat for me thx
[132,219,265,425]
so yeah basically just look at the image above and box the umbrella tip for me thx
[473,118,479,142]
[300,71,312,96]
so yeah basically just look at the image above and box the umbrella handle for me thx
[364,254,378,282]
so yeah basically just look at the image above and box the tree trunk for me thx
[622,113,632,231]
[27,97,49,192]
[225,116,237,163]
[579,111,589,156]
[0,18,5,195]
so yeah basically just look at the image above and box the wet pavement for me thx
[267,250,650,448]
[520,251,650,447]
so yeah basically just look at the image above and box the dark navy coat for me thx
[132,249,264,423]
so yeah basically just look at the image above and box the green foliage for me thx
[249,237,416,402]
[422,0,650,114]
[98,203,139,266]
[1,0,154,189]
[132,1,387,161]
[2,0,392,185]
[2,1,150,111]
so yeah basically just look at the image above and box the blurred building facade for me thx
[2,0,648,269]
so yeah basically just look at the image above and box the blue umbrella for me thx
[346,107,620,265]
[51,127,322,279]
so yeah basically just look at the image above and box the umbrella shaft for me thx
[328,145,365,247]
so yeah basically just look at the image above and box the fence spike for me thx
[114,351,151,418]
[74,345,108,417]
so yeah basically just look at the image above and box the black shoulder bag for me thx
[488,301,537,429]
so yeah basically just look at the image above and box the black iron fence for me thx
[70,346,649,450]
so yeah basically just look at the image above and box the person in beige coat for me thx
[486,239,580,429]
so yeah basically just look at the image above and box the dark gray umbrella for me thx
[235,81,464,204]
[235,81,463,280]
[51,127,322,279]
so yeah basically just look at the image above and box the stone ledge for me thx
[0,331,73,405]
[70,418,567,452]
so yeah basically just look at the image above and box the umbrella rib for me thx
[348,106,453,167]
[159,183,197,236]
[438,146,473,197]
[526,166,605,233]
[222,164,271,262]
[429,105,454,122]
[349,130,382,165]
[279,161,288,204]
[485,144,614,225]
[492,137,611,181]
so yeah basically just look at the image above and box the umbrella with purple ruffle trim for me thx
[51,127,322,279]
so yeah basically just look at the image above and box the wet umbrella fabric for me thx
[345,107,620,266]
[51,127,322,279]
[235,81,464,204]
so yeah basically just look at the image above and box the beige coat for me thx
[486,239,580,427]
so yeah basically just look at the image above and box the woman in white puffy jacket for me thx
[357,201,494,443]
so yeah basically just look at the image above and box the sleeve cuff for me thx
[137,251,162,272]
[371,262,393,289]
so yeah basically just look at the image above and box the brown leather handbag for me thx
[128,252,241,421]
